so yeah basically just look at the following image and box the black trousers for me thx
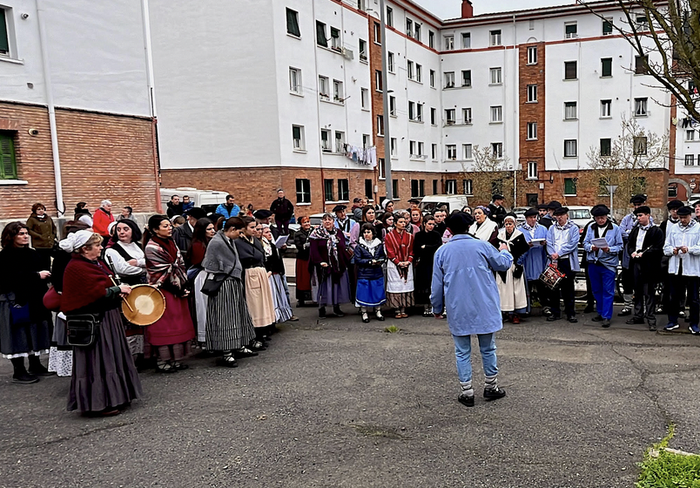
[667,274,700,326]
[528,279,549,309]
[549,259,576,318]
[632,263,657,324]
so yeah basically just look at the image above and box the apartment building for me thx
[148,0,694,212]
[0,0,159,219]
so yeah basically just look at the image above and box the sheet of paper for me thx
[591,237,609,248]
[530,238,545,247]
[275,235,289,248]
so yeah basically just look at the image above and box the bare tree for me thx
[461,145,515,207]
[580,115,669,211]
[582,0,700,120]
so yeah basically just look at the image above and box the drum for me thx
[122,284,166,326]
[539,264,565,290]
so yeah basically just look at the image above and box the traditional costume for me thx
[384,227,414,315]
[262,236,293,323]
[236,236,276,334]
[354,236,387,317]
[518,210,549,311]
[308,225,351,316]
[545,207,581,322]
[496,220,530,316]
[293,227,313,305]
[413,228,442,315]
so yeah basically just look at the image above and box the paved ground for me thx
[1,304,699,488]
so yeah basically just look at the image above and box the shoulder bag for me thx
[66,313,102,347]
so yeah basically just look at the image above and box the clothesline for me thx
[343,144,377,168]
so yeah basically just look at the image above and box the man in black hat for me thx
[579,205,606,314]
[537,204,549,223]
[627,205,664,330]
[618,194,652,316]
[488,194,507,227]
[333,204,357,240]
[173,207,207,259]
[254,209,280,240]
[661,200,683,235]
[583,205,623,328]
[663,205,700,334]
[660,200,684,315]
[545,206,581,323]
[540,201,561,229]
[519,207,549,310]
[270,189,294,236]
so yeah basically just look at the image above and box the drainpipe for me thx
[36,1,65,217]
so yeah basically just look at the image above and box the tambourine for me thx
[122,284,166,326]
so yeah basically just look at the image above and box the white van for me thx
[419,195,469,215]
[160,187,229,214]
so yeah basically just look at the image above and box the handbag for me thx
[10,303,30,325]
[43,287,61,311]
[200,272,226,297]
[66,313,102,347]
[539,263,565,290]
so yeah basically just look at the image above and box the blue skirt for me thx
[355,277,387,307]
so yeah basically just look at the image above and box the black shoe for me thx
[483,387,507,402]
[249,340,266,351]
[333,306,345,318]
[591,315,604,322]
[625,317,645,325]
[601,320,611,328]
[361,312,370,323]
[216,357,238,368]
[546,315,561,322]
[542,307,552,317]
[375,311,385,321]
[567,316,578,323]
[618,308,632,316]
[319,307,326,318]
[649,323,657,332]
[234,347,258,358]
[583,305,595,314]
[28,365,55,377]
[679,310,687,318]
[12,372,39,384]
[458,394,475,408]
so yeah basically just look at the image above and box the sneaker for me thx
[591,315,604,322]
[458,394,475,408]
[648,323,657,332]
[546,315,561,322]
[664,323,680,331]
[679,310,687,318]
[618,308,632,316]
[483,387,507,402]
[625,318,645,325]
[12,372,39,384]
[689,325,700,335]
[542,307,552,317]
[567,316,578,324]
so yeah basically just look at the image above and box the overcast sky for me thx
[412,0,574,19]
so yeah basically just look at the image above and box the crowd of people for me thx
[1,188,698,414]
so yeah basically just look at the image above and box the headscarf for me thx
[309,224,339,268]
[58,230,94,253]
[475,205,491,216]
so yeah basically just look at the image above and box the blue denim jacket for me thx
[583,221,623,272]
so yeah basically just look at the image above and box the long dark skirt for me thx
[0,293,51,358]
[68,308,142,413]
[295,258,313,302]
[205,278,256,351]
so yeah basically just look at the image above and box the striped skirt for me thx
[205,277,256,351]
[269,273,293,323]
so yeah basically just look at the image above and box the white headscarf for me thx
[58,230,94,253]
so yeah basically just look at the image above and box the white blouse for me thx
[105,241,146,277]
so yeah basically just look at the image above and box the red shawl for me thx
[385,229,414,265]
[61,255,114,312]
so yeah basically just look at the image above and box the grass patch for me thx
[637,424,700,488]
[384,325,400,333]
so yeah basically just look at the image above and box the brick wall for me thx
[0,101,159,220]
[518,41,545,207]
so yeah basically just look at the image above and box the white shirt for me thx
[105,241,146,277]
[635,226,649,252]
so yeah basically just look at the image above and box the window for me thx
[321,129,332,152]
[418,141,425,156]
[414,24,421,42]
[444,71,455,88]
[390,137,397,157]
[490,67,502,85]
[292,125,305,150]
[444,35,454,50]
[527,46,537,65]
[416,64,422,82]
[491,142,503,159]
[392,179,399,198]
[685,154,695,166]
[432,144,437,159]
[357,0,367,10]
[461,70,472,87]
[601,58,612,77]
[432,179,438,195]
[365,179,373,200]
[333,80,344,102]
[635,55,649,75]
[388,52,394,72]
[431,107,436,125]
[669,183,678,197]
[376,115,384,136]
[687,130,696,141]
[359,39,367,62]
[462,32,471,49]
[289,67,302,94]
[429,31,435,49]
[490,106,503,123]
[361,88,369,109]
[378,158,385,179]
[416,103,423,122]
[463,179,473,196]
[389,96,396,116]
[527,122,537,140]
[527,84,537,102]
[335,131,345,153]
[527,161,538,179]
[295,178,311,204]
[407,60,414,79]
[363,134,370,149]
[338,179,349,201]
[406,18,413,37]
[286,8,301,37]
[564,101,577,120]
[565,22,577,38]
[445,109,456,125]
[564,139,578,157]
[375,70,382,91]
[446,145,457,159]
[324,179,334,202]
[635,97,648,116]
[600,138,612,156]
[463,108,472,124]
[564,61,577,80]
[601,99,612,117]
[636,14,649,29]
[316,21,328,47]
[445,179,457,195]
[564,178,577,195]
[633,136,648,155]
[430,69,435,88]
[411,179,426,198]
[408,101,415,120]
[0,132,17,179]
[463,143,473,160]
[319,76,329,100]
[373,22,381,44]
[330,27,341,51]
[490,29,502,46]
[386,6,393,27]
[602,18,613,35]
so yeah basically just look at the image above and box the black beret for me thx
[408,198,421,204]
[693,200,700,208]
[630,194,647,204]
[677,206,693,216]
[253,209,273,219]
[667,200,684,210]
[634,205,651,215]
[524,208,539,217]
[553,206,569,216]
[548,200,562,210]
[492,194,505,201]
[591,205,610,217]
[186,207,207,219]
[537,204,548,210]
[332,204,347,212]
[445,212,474,235]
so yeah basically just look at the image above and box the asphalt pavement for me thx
[1,304,699,488]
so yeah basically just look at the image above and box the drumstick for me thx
[110,276,135,313]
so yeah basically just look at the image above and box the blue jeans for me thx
[452,333,498,383]
[588,263,616,320]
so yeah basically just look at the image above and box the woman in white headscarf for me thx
[496,215,530,323]
[469,206,499,248]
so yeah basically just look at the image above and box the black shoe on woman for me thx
[319,307,327,318]
[333,306,345,317]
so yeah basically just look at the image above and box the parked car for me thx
[512,207,528,225]
[419,195,469,215]
[568,206,593,233]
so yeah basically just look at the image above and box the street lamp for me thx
[606,184,618,211]
[378,0,392,201]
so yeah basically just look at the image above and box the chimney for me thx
[461,0,473,18]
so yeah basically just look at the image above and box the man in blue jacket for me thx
[215,194,241,219]
[546,206,581,323]
[431,212,512,408]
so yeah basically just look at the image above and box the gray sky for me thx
[413,0,575,19]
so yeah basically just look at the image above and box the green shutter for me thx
[0,134,17,179]
[316,22,327,47]
[0,9,9,54]
[286,8,300,37]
